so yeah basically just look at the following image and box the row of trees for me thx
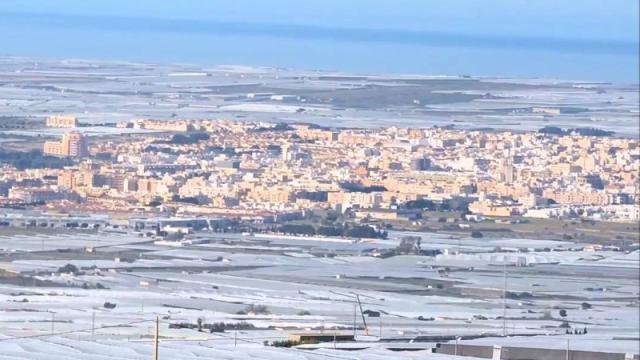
[538,126,614,137]
[153,132,210,145]
[340,182,387,193]
[277,224,387,239]
[403,198,471,213]
[0,150,74,170]
[169,320,255,333]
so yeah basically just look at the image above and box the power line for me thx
[202,329,360,360]
[0,317,619,360]
[0,319,154,342]
[0,317,362,360]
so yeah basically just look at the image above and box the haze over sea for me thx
[0,0,638,83]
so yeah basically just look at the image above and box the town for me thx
[1,116,637,236]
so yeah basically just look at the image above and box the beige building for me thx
[499,156,515,184]
[46,115,78,128]
[542,188,610,206]
[44,132,88,158]
[137,178,159,195]
[57,171,78,189]
[469,200,520,217]
[328,191,383,209]
[249,186,295,204]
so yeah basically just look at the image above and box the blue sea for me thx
[0,11,638,83]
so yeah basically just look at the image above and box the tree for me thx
[317,226,342,236]
[346,225,386,239]
[324,212,338,222]
[0,149,74,170]
[166,132,210,145]
[279,224,316,236]
[396,236,422,255]
[404,199,436,210]
[104,302,117,309]
[244,304,270,315]
[445,198,470,213]
[559,309,567,317]
[471,230,483,238]
[57,263,79,275]
[538,126,564,135]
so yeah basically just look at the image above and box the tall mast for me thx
[503,262,507,337]
[153,316,159,360]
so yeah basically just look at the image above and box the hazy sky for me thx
[1,0,637,41]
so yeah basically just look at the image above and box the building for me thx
[354,208,421,221]
[288,332,354,344]
[542,188,610,206]
[129,217,227,232]
[57,171,76,189]
[43,141,64,157]
[249,186,296,204]
[8,187,78,203]
[46,115,78,128]
[469,200,520,217]
[137,178,159,195]
[499,156,514,184]
[411,157,432,171]
[328,191,384,210]
[127,119,193,132]
[531,106,561,115]
[43,132,88,158]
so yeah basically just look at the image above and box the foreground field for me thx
[0,227,638,358]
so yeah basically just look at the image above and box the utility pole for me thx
[352,302,357,336]
[455,337,458,356]
[234,330,237,347]
[51,312,55,335]
[566,338,570,360]
[355,294,368,336]
[502,262,507,337]
[91,312,96,337]
[153,316,159,360]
